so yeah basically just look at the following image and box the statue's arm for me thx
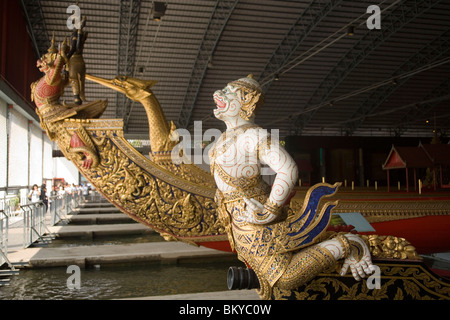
[242,134,298,224]
[47,54,65,85]
[66,31,77,60]
[48,41,69,85]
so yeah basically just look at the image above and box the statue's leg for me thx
[69,55,86,104]
[274,245,336,290]
[69,77,82,105]
[79,72,86,102]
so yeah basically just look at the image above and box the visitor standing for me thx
[28,184,41,203]
[40,183,48,211]
[49,185,58,211]
[65,183,72,195]
[57,184,65,199]
[82,184,89,197]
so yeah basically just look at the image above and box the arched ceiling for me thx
[20,0,450,140]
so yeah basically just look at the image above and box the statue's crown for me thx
[228,74,264,121]
[228,74,262,94]
[47,32,57,54]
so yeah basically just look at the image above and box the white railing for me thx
[0,187,41,220]
[85,190,105,203]
[49,191,84,225]
[0,210,8,267]
[0,195,21,218]
[6,191,86,249]
[49,195,64,226]
[21,201,47,248]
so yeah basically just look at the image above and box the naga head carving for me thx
[37,32,59,73]
[86,74,158,102]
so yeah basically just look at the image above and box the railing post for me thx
[21,205,30,248]
[50,195,55,225]
[65,194,69,216]
[0,210,8,267]
[0,210,15,270]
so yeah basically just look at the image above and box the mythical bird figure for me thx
[86,74,173,153]
[209,75,376,298]
[85,74,215,187]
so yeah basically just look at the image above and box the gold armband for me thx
[263,199,282,217]
[334,234,351,259]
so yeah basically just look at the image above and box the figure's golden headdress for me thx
[228,74,264,120]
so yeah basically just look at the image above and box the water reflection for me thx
[0,260,242,300]
[1,223,244,300]
[45,233,165,248]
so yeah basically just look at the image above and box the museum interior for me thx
[0,0,449,302]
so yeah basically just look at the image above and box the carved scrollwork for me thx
[56,120,226,242]
[273,261,450,300]
[67,124,100,169]
[361,234,420,260]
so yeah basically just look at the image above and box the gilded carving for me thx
[75,123,223,240]
[341,202,450,222]
[273,261,450,300]
[361,234,420,260]
[292,197,450,223]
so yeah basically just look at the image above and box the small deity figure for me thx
[62,16,87,105]
[209,75,376,297]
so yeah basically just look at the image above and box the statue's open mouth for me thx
[37,59,47,70]
[213,94,226,110]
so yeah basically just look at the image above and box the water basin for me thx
[0,258,244,300]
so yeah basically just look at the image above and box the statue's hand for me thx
[240,197,263,223]
[60,38,69,60]
[340,234,376,281]
[241,197,277,225]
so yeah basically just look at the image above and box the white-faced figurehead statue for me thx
[210,74,376,299]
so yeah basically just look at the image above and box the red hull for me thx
[361,215,450,254]
[199,240,232,252]
[199,215,450,255]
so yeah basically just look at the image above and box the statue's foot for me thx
[74,95,82,105]
[82,155,94,169]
